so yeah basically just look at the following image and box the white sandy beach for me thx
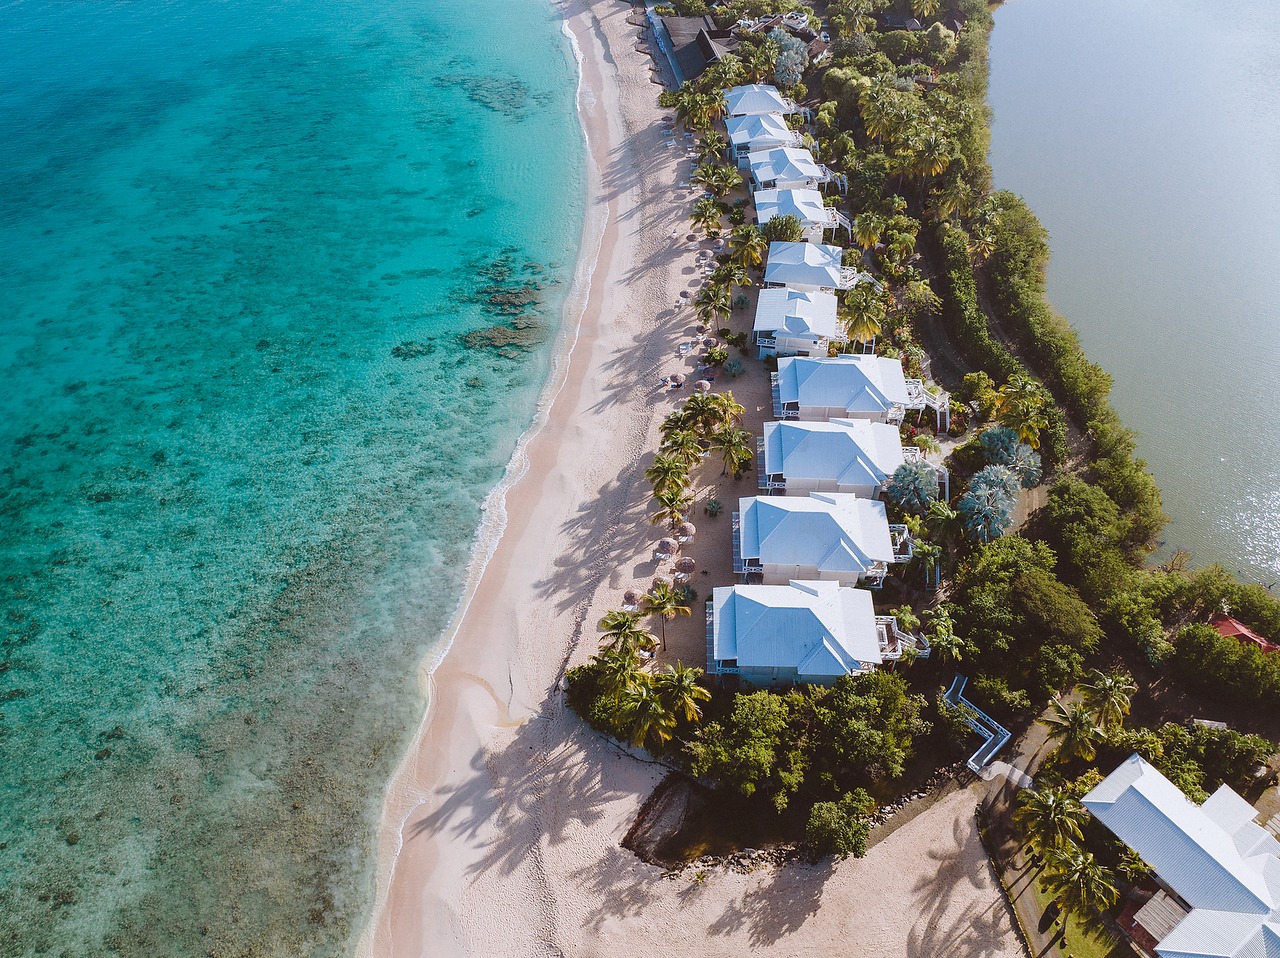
[355,1,1025,955]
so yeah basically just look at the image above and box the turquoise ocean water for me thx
[0,0,585,953]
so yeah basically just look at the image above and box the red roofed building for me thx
[1209,612,1279,653]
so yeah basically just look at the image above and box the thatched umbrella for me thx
[622,588,642,610]
[669,372,686,386]
[694,380,712,393]
[651,575,672,591]
[655,537,679,558]
[675,556,697,574]
[677,521,696,541]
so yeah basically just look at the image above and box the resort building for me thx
[651,14,738,85]
[726,113,804,166]
[758,417,920,499]
[772,354,952,431]
[732,492,910,588]
[762,241,864,292]
[747,147,838,193]
[754,188,852,242]
[752,287,840,359]
[724,82,803,118]
[705,580,918,686]
[1084,754,1280,958]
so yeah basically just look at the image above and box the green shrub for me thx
[807,789,875,859]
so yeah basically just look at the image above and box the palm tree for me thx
[996,374,1051,449]
[645,453,689,496]
[911,431,942,456]
[598,610,657,656]
[968,225,997,263]
[707,391,745,428]
[705,164,742,197]
[886,460,940,514]
[852,212,884,250]
[925,498,958,533]
[911,129,952,180]
[653,662,711,723]
[728,224,768,269]
[690,196,723,237]
[621,680,678,750]
[710,260,751,292]
[643,582,691,652]
[694,282,731,327]
[593,644,643,700]
[956,483,1014,543]
[660,428,704,468]
[698,130,726,165]
[710,426,754,478]
[841,284,886,348]
[1040,846,1120,927]
[923,604,964,662]
[1014,788,1088,854]
[913,539,942,588]
[1077,669,1136,732]
[650,485,692,530]
[1040,699,1102,762]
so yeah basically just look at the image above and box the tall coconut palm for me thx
[694,282,732,326]
[660,428,704,468]
[707,391,745,428]
[911,129,952,180]
[911,431,942,456]
[913,539,942,587]
[1014,788,1088,854]
[653,662,711,723]
[997,374,1051,449]
[593,644,643,700]
[621,680,678,750]
[853,212,884,251]
[1077,669,1136,732]
[690,196,723,237]
[1041,847,1120,927]
[728,224,768,269]
[705,164,742,197]
[711,260,752,292]
[698,130,726,165]
[923,604,964,662]
[650,485,692,531]
[710,426,754,478]
[643,582,691,652]
[841,284,886,348]
[913,0,942,21]
[1040,699,1102,762]
[598,610,657,656]
[645,453,689,496]
[968,225,997,263]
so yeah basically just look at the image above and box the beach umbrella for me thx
[655,537,679,558]
[694,380,712,393]
[675,556,696,574]
[622,588,642,609]
[651,575,673,591]
[677,521,696,541]
[669,372,686,386]
[686,233,698,243]
[679,289,691,299]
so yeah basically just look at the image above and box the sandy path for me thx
[355,1,1025,956]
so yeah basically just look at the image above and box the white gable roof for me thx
[738,492,894,575]
[762,418,905,488]
[711,580,881,675]
[724,83,792,116]
[763,241,845,289]
[755,188,830,227]
[753,287,840,340]
[726,112,797,149]
[1085,754,1280,958]
[775,354,912,414]
[748,147,824,185]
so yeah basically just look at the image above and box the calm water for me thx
[989,0,1280,583]
[0,0,584,953]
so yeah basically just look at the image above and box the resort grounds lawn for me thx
[1026,872,1133,958]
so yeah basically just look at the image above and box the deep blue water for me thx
[0,0,585,953]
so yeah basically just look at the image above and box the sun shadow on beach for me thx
[403,695,657,881]
[705,859,834,946]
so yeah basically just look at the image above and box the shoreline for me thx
[355,2,1023,955]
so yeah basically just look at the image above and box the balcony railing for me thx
[889,523,913,561]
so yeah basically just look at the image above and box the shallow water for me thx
[0,0,584,953]
[988,0,1280,583]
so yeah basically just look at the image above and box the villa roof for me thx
[763,240,845,289]
[748,147,825,185]
[711,580,882,675]
[753,287,839,340]
[1085,755,1280,958]
[754,188,829,227]
[762,418,905,488]
[775,354,912,413]
[724,83,794,116]
[726,113,797,150]
[1210,613,1278,653]
[738,492,895,576]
